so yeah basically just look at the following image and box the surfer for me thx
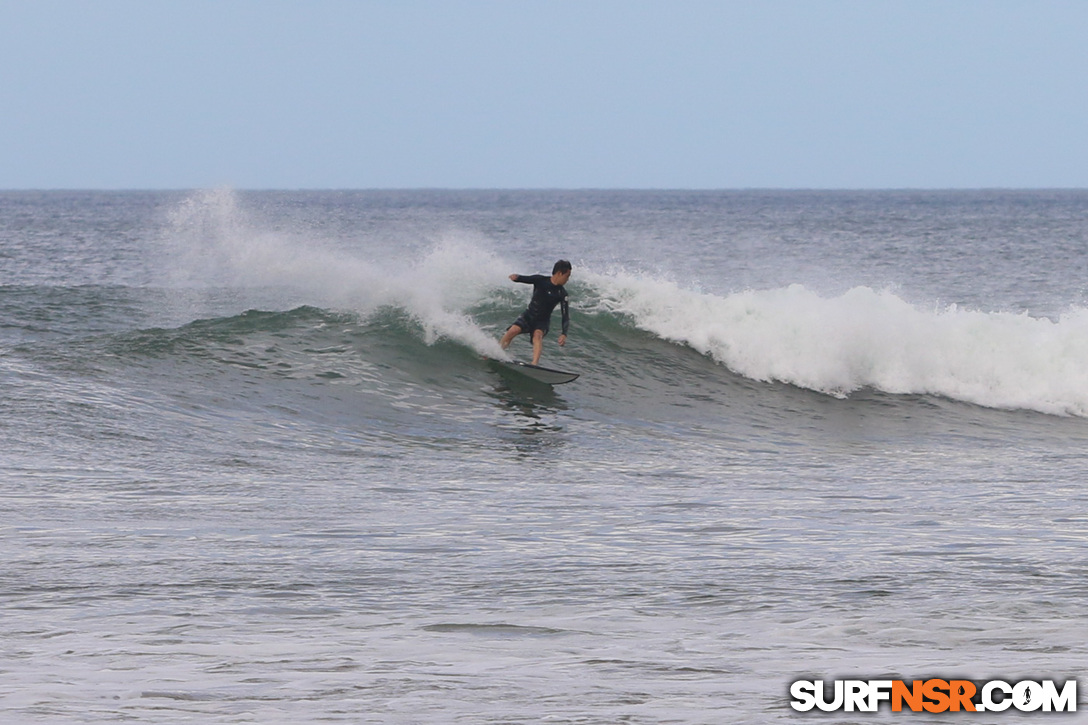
[499,260,572,366]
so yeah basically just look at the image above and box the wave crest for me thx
[586,271,1088,416]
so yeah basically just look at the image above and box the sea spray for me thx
[584,270,1088,416]
[160,189,513,357]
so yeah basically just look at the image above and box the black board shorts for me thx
[512,313,550,336]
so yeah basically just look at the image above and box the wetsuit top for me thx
[514,274,569,335]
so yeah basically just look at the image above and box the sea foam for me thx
[586,270,1088,416]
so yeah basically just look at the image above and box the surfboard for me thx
[492,360,580,385]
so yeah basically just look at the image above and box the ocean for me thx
[2,189,1087,723]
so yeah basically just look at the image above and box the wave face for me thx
[22,281,1086,425]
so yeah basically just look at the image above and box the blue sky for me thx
[2,0,1086,189]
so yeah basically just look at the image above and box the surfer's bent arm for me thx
[560,298,570,337]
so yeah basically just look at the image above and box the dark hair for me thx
[553,259,572,274]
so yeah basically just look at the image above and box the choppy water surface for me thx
[2,190,1088,722]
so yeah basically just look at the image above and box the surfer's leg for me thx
[500,324,523,350]
[530,329,545,365]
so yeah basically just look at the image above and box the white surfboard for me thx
[493,360,579,385]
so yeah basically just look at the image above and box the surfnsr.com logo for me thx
[790,679,1077,713]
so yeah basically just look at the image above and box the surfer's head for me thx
[552,259,572,285]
